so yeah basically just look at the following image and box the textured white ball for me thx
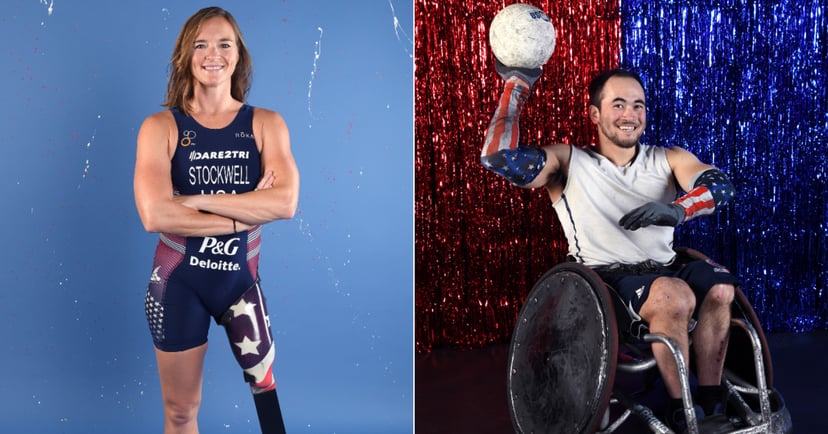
[489,3,556,69]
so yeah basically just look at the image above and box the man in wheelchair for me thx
[480,64,748,432]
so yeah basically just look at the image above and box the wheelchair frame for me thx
[506,250,792,434]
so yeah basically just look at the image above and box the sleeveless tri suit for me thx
[144,104,264,352]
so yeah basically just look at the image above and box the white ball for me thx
[489,3,557,69]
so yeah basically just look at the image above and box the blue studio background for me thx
[0,1,413,433]
[621,0,828,331]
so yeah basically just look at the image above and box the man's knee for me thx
[652,276,696,310]
[705,283,735,307]
[645,277,696,320]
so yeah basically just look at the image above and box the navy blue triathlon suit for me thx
[145,104,263,352]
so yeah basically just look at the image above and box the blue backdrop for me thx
[621,0,828,332]
[0,1,413,433]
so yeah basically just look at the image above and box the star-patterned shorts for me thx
[144,231,263,352]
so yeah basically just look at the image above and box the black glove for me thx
[619,202,685,231]
[495,59,542,88]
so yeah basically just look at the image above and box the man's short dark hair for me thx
[588,69,645,108]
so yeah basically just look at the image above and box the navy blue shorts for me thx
[144,229,262,352]
[594,258,741,318]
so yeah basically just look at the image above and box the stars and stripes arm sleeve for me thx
[479,79,546,187]
[672,168,736,222]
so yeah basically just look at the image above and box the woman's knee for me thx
[164,397,201,426]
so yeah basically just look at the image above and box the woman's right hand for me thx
[255,170,275,190]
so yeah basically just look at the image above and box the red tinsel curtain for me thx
[415,0,622,352]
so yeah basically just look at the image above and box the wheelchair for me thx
[506,248,792,434]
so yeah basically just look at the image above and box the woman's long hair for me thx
[163,7,252,114]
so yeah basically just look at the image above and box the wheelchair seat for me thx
[506,249,793,434]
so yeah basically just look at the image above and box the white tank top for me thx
[552,145,678,266]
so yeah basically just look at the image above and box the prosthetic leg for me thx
[220,282,286,434]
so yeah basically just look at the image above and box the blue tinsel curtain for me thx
[620,0,828,332]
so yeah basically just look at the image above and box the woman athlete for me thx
[134,7,299,434]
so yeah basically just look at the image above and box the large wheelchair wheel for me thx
[507,263,618,434]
